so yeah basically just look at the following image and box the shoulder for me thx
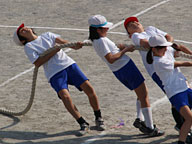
[42,32,60,38]
[145,26,156,31]
[132,32,141,39]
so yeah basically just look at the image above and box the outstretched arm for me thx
[165,34,174,42]
[174,61,192,68]
[105,45,134,64]
[55,37,83,50]
[34,47,60,67]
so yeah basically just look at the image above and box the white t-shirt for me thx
[93,37,130,72]
[24,32,75,81]
[131,26,167,76]
[153,47,188,99]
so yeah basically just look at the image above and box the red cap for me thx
[124,17,138,28]
[17,23,24,33]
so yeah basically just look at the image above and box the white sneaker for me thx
[78,123,89,136]
[95,117,105,131]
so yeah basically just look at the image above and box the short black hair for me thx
[146,46,167,64]
[88,26,103,41]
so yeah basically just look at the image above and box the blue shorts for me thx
[152,72,165,93]
[169,88,192,112]
[50,63,88,94]
[113,59,145,90]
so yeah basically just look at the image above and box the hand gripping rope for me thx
[0,41,92,116]
[0,41,191,116]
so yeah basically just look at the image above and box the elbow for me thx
[34,63,41,68]
[33,60,41,68]
[108,59,115,64]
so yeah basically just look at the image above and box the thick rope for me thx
[0,41,92,116]
[0,41,191,116]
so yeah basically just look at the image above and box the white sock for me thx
[142,107,154,129]
[136,100,144,121]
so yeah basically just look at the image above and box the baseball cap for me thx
[124,17,138,28]
[88,15,113,28]
[13,23,24,46]
[149,34,172,47]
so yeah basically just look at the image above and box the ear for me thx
[20,40,26,45]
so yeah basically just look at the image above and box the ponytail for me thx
[88,26,101,41]
[146,48,153,64]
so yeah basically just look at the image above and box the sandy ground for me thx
[0,0,192,143]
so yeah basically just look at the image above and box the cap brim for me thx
[17,23,24,33]
[101,22,113,28]
[160,42,173,47]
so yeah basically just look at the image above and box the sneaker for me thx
[78,122,89,136]
[139,125,165,137]
[95,117,105,131]
[186,134,192,144]
[133,118,146,128]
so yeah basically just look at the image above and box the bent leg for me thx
[179,106,192,142]
[134,82,150,108]
[58,89,81,120]
[80,80,100,111]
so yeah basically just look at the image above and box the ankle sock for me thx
[94,109,101,120]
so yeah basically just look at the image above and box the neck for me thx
[28,34,38,42]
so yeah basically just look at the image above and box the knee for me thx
[58,91,70,101]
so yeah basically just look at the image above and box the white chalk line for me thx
[109,0,171,30]
[0,49,71,88]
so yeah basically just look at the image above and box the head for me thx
[13,23,36,46]
[88,15,113,41]
[146,34,173,64]
[124,16,144,38]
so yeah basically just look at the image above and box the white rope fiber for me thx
[0,41,191,116]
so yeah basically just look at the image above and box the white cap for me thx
[88,15,113,28]
[149,34,172,47]
[13,23,24,46]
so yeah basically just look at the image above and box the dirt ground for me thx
[0,0,192,143]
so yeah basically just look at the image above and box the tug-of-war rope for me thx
[0,41,191,116]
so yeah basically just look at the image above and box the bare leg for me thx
[134,82,150,108]
[179,106,192,142]
[80,80,100,111]
[58,89,81,120]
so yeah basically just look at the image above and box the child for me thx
[88,14,164,137]
[124,16,192,134]
[13,23,105,136]
[147,34,192,144]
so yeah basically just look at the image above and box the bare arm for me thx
[34,37,79,67]
[174,61,192,68]
[105,45,134,64]
[33,47,60,67]
[140,39,150,49]
[165,34,174,42]
[173,43,192,55]
[55,37,83,50]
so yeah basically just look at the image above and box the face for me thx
[125,21,143,38]
[152,47,167,57]
[18,27,34,38]
[97,27,109,37]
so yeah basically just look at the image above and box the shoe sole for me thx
[77,127,89,136]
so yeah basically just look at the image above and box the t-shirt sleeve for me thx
[159,59,174,72]
[24,44,39,64]
[131,33,146,46]
[47,32,61,44]
[98,38,111,57]
[149,26,167,36]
